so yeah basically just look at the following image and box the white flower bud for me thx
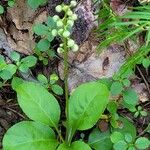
[60,43,63,47]
[55,5,62,13]
[51,29,57,36]
[70,1,77,7]
[72,44,79,52]
[53,15,59,22]
[67,39,75,47]
[57,20,63,27]
[63,30,70,38]
[67,10,73,16]
[72,14,78,20]
[57,47,64,53]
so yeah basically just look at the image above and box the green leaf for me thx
[51,84,63,95]
[123,89,138,106]
[37,39,50,52]
[67,82,109,141]
[18,64,29,73]
[122,79,131,87]
[0,81,3,88]
[113,117,136,140]
[43,58,49,65]
[8,0,15,7]
[113,141,128,150]
[140,111,148,117]
[0,55,7,70]
[50,74,59,84]
[107,101,118,114]
[46,16,57,28]
[0,5,4,14]
[145,124,150,133]
[47,33,54,42]
[11,77,24,90]
[135,137,150,149]
[124,133,133,143]
[110,81,123,96]
[3,121,58,150]
[134,111,140,118]
[97,78,113,90]
[10,51,20,62]
[110,132,124,143]
[128,146,136,150]
[114,46,150,80]
[57,141,92,150]
[14,80,60,127]
[27,0,48,9]
[33,24,49,36]
[37,74,48,84]
[142,58,150,68]
[88,128,112,150]
[0,64,17,80]
[21,56,37,67]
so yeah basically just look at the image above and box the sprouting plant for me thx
[0,51,37,82]
[99,75,139,112]
[37,73,63,95]
[131,106,148,118]
[111,132,150,150]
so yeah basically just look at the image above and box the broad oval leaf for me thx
[14,79,60,127]
[3,121,58,150]
[88,128,112,150]
[67,82,109,140]
[21,56,37,67]
[135,137,150,150]
[57,141,92,150]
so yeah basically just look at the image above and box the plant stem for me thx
[63,37,70,143]
[54,125,65,143]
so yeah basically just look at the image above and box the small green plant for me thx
[0,51,37,84]
[37,73,63,95]
[131,106,148,118]
[111,132,150,150]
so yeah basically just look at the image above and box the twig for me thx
[4,107,26,119]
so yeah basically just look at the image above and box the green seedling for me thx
[111,132,150,150]
[37,73,63,95]
[0,51,37,81]
[131,106,148,118]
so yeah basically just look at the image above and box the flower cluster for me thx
[52,1,79,53]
